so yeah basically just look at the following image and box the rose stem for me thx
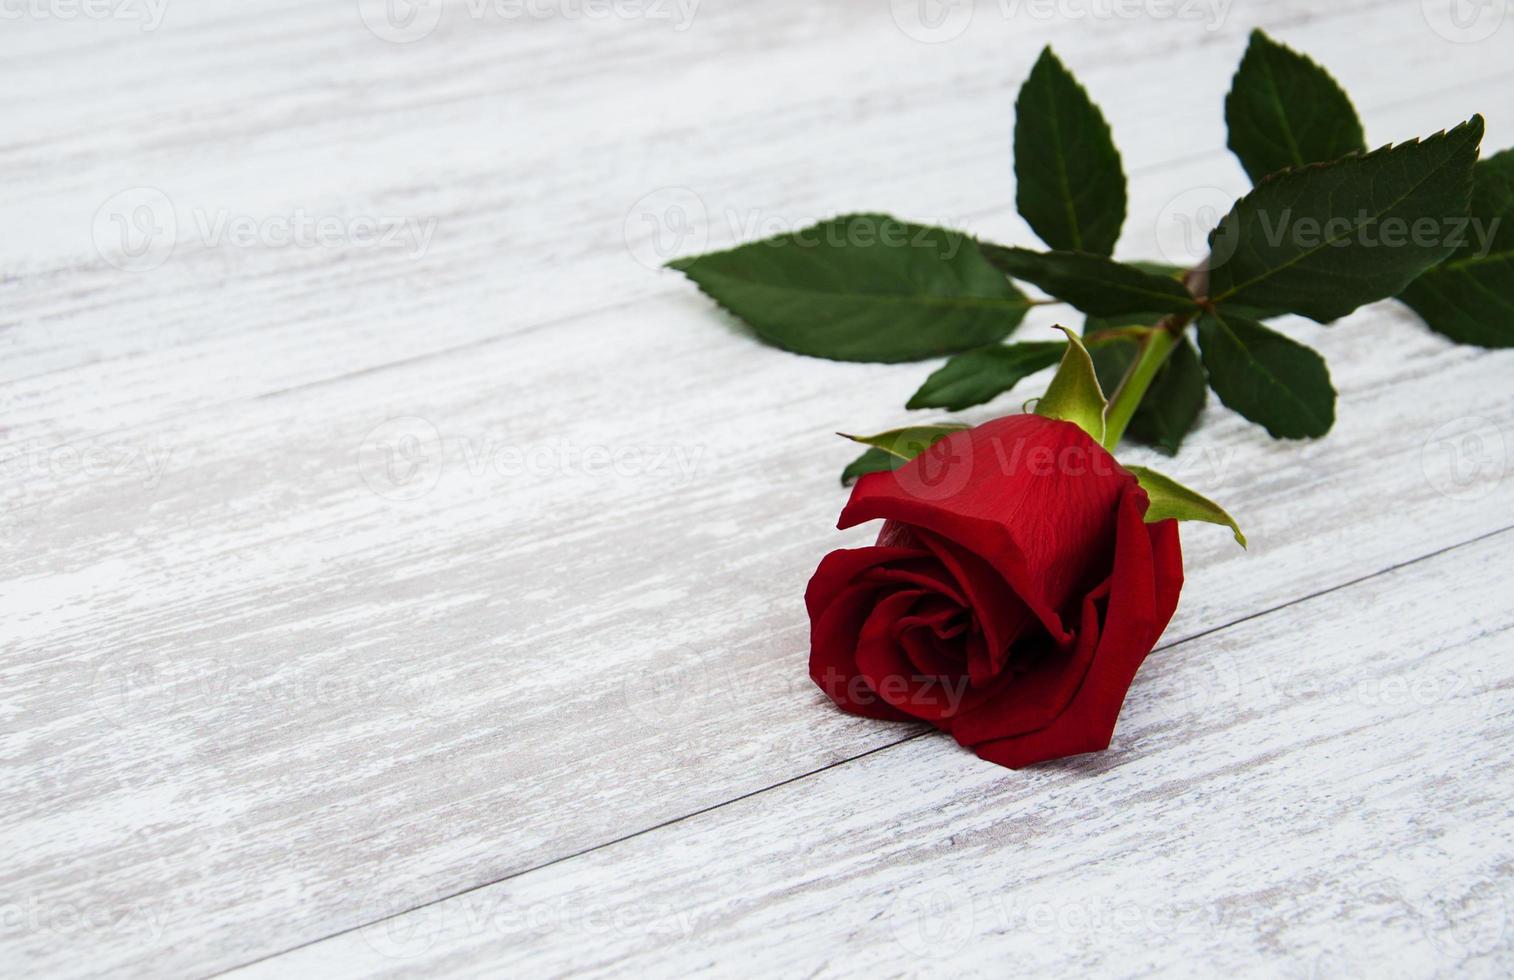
[1100,266,1208,450]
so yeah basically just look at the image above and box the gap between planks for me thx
[208,521,1514,979]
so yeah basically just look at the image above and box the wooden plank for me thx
[7,0,1511,445]
[4,1,1514,976]
[228,529,1514,978]
[3,294,1512,976]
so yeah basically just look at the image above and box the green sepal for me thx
[838,424,970,485]
[840,447,903,487]
[1034,326,1107,443]
[1125,465,1247,548]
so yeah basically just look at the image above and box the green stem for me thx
[1101,312,1192,449]
[1100,264,1208,449]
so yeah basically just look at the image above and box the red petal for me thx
[965,485,1180,768]
[948,580,1107,746]
[912,528,1045,681]
[855,591,966,725]
[804,545,926,620]
[840,415,1135,634]
[806,547,926,722]
[1148,516,1184,629]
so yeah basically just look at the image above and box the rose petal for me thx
[861,559,967,607]
[965,485,1178,768]
[809,582,914,721]
[899,627,962,678]
[841,415,1135,636]
[893,594,965,639]
[806,547,928,722]
[1147,515,1184,629]
[948,580,1108,746]
[912,528,1045,681]
[856,591,965,724]
[804,545,928,620]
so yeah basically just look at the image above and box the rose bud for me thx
[806,413,1183,769]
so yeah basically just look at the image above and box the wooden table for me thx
[4,0,1513,975]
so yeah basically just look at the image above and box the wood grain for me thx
[4,0,1510,444]
[227,529,1514,979]
[2,0,1512,976]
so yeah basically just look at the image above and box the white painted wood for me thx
[6,291,1512,979]
[3,0,1511,445]
[3,1,1513,977]
[228,530,1514,980]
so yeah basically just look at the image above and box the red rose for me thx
[806,413,1183,768]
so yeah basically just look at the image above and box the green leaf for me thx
[1196,310,1335,439]
[1034,326,1106,442]
[840,447,902,486]
[1125,465,1246,547]
[906,341,1066,411]
[979,245,1198,317]
[1090,336,1207,455]
[1206,117,1484,323]
[1129,261,1186,277]
[1444,148,1514,265]
[1399,257,1514,349]
[1089,336,1137,385]
[1014,47,1126,256]
[1399,148,1514,348]
[668,214,1031,362]
[1225,29,1366,184]
[838,424,969,485]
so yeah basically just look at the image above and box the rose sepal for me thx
[1033,325,1107,443]
[838,423,969,460]
[1124,464,1246,547]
